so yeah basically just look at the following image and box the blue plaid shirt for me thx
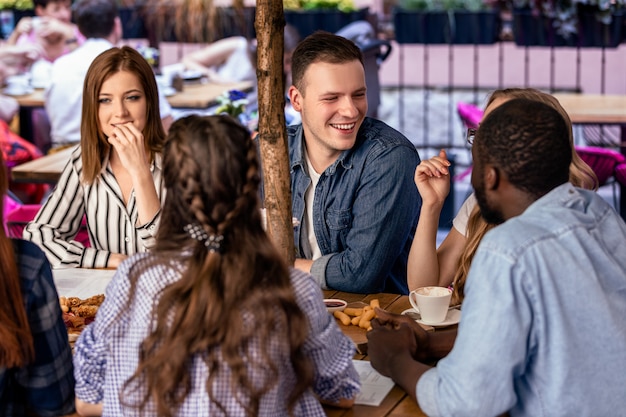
[0,239,75,416]
[74,254,360,415]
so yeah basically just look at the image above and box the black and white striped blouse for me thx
[23,146,165,268]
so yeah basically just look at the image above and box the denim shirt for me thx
[417,183,626,417]
[288,117,421,294]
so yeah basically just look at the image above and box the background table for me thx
[11,145,75,183]
[553,93,626,217]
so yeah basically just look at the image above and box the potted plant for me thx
[511,0,624,47]
[393,0,501,44]
[283,0,370,38]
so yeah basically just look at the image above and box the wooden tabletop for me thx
[7,80,254,110]
[165,80,253,109]
[11,145,75,183]
[321,290,429,417]
[552,93,626,125]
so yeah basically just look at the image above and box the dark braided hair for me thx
[121,115,313,416]
[474,98,572,200]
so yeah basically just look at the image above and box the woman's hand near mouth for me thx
[108,121,160,226]
[108,122,149,175]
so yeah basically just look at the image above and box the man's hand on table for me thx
[367,309,429,403]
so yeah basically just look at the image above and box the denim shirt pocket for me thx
[325,209,352,250]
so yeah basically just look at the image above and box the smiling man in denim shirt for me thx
[287,32,421,294]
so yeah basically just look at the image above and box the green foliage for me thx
[283,0,356,12]
[0,0,34,10]
[512,0,625,38]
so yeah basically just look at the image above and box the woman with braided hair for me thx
[73,115,360,416]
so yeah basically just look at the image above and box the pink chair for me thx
[4,202,91,246]
[455,102,484,181]
[575,146,625,211]
[574,146,625,185]
[457,101,483,129]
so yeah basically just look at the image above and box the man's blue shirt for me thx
[288,117,421,294]
[417,183,626,416]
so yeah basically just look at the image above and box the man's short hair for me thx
[291,31,363,93]
[475,98,572,198]
[34,0,69,8]
[73,0,117,39]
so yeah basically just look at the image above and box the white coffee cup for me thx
[409,286,452,324]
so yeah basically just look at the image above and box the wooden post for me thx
[255,0,295,264]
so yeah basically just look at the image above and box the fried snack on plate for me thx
[59,294,105,341]
[73,305,99,318]
[81,294,105,307]
[333,299,379,331]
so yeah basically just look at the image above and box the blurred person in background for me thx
[6,0,84,63]
[180,24,301,124]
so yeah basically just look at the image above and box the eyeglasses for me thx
[466,128,476,145]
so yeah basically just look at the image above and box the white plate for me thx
[162,86,177,97]
[401,307,461,327]
[4,86,34,96]
[181,70,203,81]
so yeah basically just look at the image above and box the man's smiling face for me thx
[289,60,367,167]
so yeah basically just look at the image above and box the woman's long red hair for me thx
[0,152,34,368]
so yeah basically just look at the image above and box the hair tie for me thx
[184,224,224,253]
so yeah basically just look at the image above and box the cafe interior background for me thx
[1,0,625,225]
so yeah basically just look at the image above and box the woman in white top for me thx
[24,46,166,269]
[407,88,598,304]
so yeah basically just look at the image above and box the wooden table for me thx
[553,93,626,216]
[321,290,429,417]
[165,80,253,109]
[11,145,75,183]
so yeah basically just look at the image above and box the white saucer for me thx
[401,307,461,327]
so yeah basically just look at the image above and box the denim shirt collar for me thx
[290,119,380,176]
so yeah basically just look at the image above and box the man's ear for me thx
[288,85,302,112]
[485,165,500,191]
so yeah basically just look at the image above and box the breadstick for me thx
[351,315,361,326]
[369,299,380,309]
[359,309,376,328]
[343,307,363,317]
[333,310,351,326]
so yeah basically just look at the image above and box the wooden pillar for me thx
[255,0,295,264]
